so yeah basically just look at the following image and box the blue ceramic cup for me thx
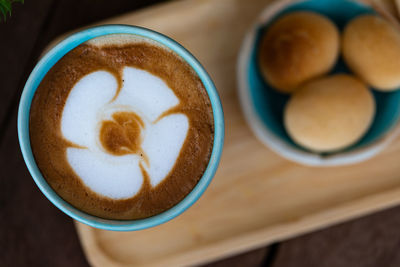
[18,25,224,231]
[238,0,400,166]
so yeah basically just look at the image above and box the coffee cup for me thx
[18,25,224,231]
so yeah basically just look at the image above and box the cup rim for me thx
[18,24,224,231]
[236,0,400,166]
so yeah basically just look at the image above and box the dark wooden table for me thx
[1,1,400,266]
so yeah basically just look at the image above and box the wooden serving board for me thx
[72,0,400,266]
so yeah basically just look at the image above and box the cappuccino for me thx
[29,34,214,220]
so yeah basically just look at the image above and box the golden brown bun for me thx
[258,11,339,93]
[284,74,375,152]
[342,15,400,91]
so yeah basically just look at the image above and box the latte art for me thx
[61,68,189,199]
[99,112,145,156]
[30,34,214,219]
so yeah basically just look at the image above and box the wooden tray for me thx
[71,0,400,266]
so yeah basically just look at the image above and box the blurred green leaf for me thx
[0,6,6,19]
[0,0,24,21]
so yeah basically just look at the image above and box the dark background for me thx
[1,1,400,266]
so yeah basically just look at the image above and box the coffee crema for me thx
[29,34,214,220]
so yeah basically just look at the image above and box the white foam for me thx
[67,149,143,199]
[142,114,189,186]
[61,67,189,199]
[112,67,179,122]
[87,34,162,48]
[61,71,117,149]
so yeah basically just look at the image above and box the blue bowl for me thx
[18,25,224,231]
[237,0,400,166]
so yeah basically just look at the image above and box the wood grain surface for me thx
[1,0,400,267]
[272,205,400,267]
[0,0,54,139]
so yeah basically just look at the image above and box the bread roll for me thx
[284,74,375,152]
[258,11,339,93]
[342,15,400,91]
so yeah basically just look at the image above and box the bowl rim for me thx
[236,0,400,166]
[18,24,224,231]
